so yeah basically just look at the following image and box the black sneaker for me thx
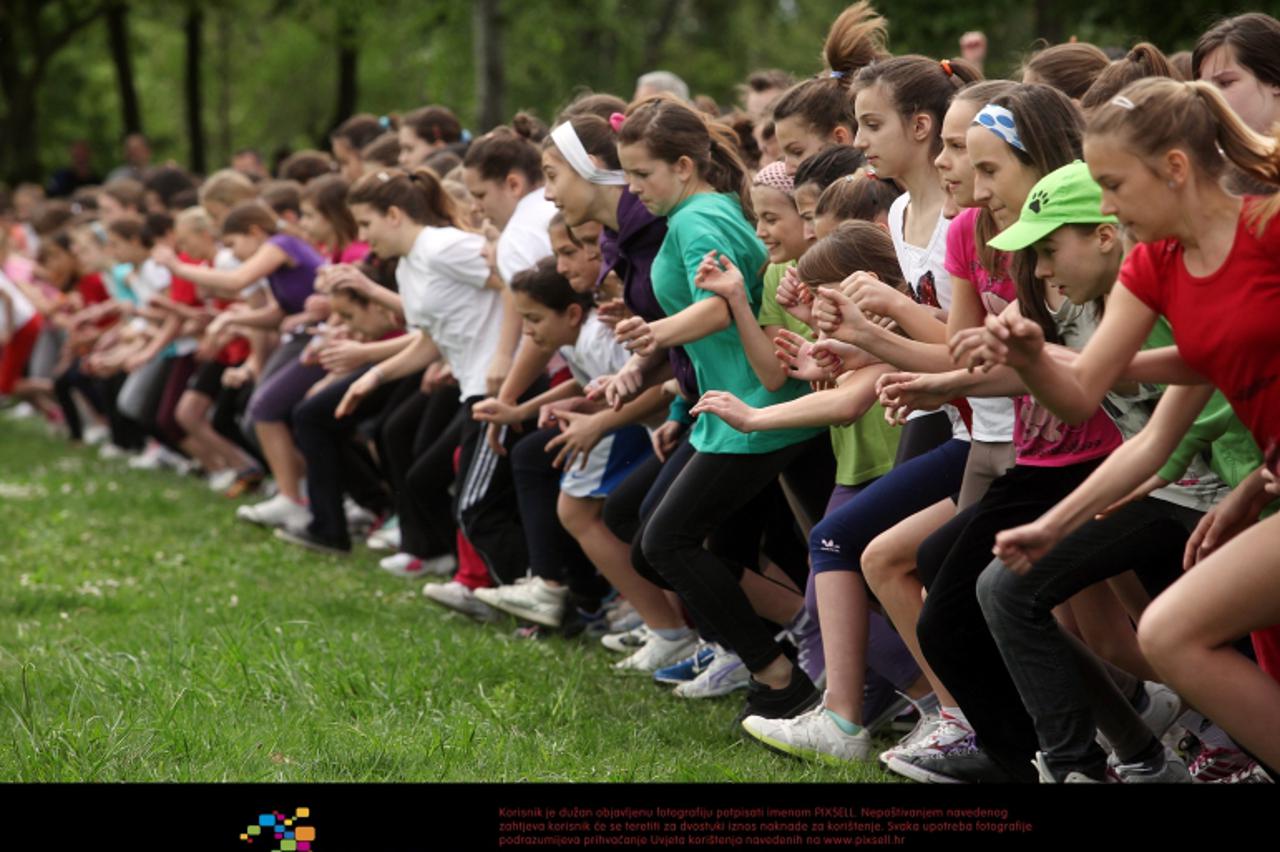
[888,748,1033,784]
[734,666,820,727]
[273,526,351,556]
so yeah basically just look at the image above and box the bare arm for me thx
[159,242,289,296]
[692,364,891,432]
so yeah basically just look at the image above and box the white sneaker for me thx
[128,443,167,470]
[601,625,650,654]
[379,552,420,576]
[674,645,751,698]
[236,493,312,529]
[421,580,500,623]
[742,700,874,765]
[98,443,128,460]
[207,469,239,492]
[882,711,975,773]
[1111,745,1192,783]
[83,424,110,446]
[4,402,36,419]
[613,631,698,674]
[379,552,457,578]
[344,498,377,533]
[366,516,400,551]
[473,577,568,628]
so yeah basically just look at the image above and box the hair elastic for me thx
[551,122,628,185]
[829,70,845,79]
[1110,95,1136,111]
[609,112,627,133]
[972,104,1027,153]
[378,115,391,129]
[939,59,954,77]
[376,171,391,183]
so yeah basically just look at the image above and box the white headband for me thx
[551,122,627,186]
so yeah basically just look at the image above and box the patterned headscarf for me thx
[752,160,795,197]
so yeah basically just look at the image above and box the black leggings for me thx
[397,388,465,560]
[53,359,105,441]
[510,427,595,583]
[633,433,833,673]
[915,460,1103,781]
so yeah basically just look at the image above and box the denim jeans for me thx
[975,497,1197,779]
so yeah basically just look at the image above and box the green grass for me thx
[0,418,897,782]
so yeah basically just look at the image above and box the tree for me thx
[472,0,505,131]
[330,0,360,136]
[0,0,109,183]
[105,0,144,135]
[184,5,206,174]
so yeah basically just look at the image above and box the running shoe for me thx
[883,712,977,780]
[236,493,311,529]
[1187,742,1258,783]
[674,646,750,698]
[1111,745,1192,783]
[613,632,698,675]
[474,576,568,628]
[888,748,1026,784]
[1032,751,1105,783]
[653,642,716,685]
[733,667,821,725]
[742,699,874,765]
[601,625,649,654]
[421,580,501,623]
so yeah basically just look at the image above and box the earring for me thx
[1167,180,1176,189]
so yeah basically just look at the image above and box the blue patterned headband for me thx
[972,104,1027,154]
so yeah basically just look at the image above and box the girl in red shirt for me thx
[962,77,1280,769]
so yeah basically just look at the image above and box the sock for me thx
[653,626,692,642]
[825,707,864,736]
[913,692,941,716]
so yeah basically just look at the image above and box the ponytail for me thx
[347,167,465,229]
[1088,78,1280,232]
[771,1,889,135]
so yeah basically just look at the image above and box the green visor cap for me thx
[987,160,1118,252]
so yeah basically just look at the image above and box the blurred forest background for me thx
[0,0,1261,184]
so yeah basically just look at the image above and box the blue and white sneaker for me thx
[674,645,750,698]
[653,642,716,685]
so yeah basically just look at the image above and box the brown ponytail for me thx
[771,1,889,136]
[1088,78,1280,231]
[1079,43,1175,112]
[464,125,544,186]
[347,167,465,229]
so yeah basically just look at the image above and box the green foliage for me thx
[2,0,1255,182]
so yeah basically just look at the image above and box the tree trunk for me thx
[0,0,109,183]
[472,0,505,132]
[332,7,359,135]
[184,8,206,174]
[105,1,144,135]
[217,10,232,167]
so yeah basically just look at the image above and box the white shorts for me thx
[560,425,653,499]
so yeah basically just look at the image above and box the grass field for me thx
[0,418,899,782]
